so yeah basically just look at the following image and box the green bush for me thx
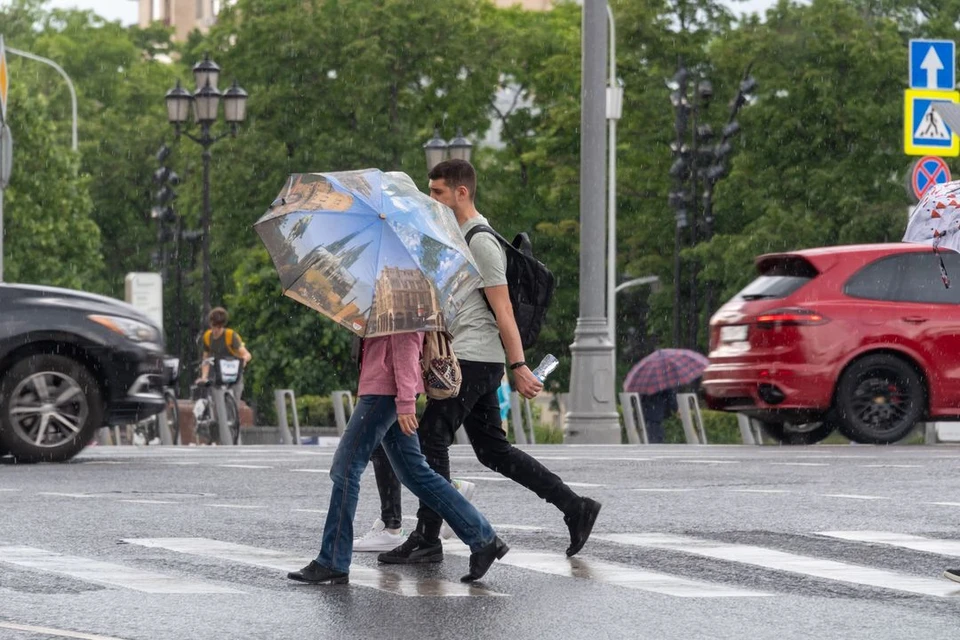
[661,410,742,444]
[298,395,336,427]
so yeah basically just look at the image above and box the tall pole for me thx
[688,94,699,350]
[605,5,622,349]
[565,0,620,444]
[201,124,212,320]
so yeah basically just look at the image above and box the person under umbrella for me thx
[624,349,708,444]
[256,169,508,584]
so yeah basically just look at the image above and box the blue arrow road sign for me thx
[910,40,956,90]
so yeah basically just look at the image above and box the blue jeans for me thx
[316,395,496,573]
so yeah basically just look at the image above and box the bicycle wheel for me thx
[164,391,180,445]
[224,393,240,445]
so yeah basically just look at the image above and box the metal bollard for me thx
[618,392,648,445]
[274,389,299,445]
[736,413,761,445]
[157,410,175,446]
[676,393,706,444]
[331,390,355,437]
[211,387,235,446]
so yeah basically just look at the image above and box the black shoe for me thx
[460,536,509,582]
[944,569,960,584]
[377,531,443,564]
[564,497,602,557]
[287,560,349,584]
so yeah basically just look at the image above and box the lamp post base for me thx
[564,317,621,444]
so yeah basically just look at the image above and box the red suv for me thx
[704,243,958,445]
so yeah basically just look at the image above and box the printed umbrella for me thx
[623,349,709,396]
[902,179,960,287]
[255,169,480,337]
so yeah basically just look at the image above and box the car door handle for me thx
[902,316,928,324]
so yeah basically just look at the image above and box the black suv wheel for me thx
[0,355,104,463]
[835,354,924,444]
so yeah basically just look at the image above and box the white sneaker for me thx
[353,519,406,552]
[440,479,478,540]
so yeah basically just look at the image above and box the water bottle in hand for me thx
[531,354,559,382]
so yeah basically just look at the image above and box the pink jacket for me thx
[357,333,424,414]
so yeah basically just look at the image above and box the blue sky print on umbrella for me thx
[255,169,481,337]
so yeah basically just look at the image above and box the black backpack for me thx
[464,224,556,350]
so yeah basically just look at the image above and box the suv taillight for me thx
[754,308,829,328]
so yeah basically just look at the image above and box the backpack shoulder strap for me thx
[225,329,240,358]
[203,329,211,350]
[465,224,500,247]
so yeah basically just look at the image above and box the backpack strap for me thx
[225,328,239,358]
[465,224,505,248]
[203,329,211,350]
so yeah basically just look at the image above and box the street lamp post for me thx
[423,127,473,172]
[163,55,249,320]
[605,4,624,352]
[565,0,620,444]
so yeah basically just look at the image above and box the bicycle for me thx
[192,357,242,445]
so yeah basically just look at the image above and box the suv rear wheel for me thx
[758,420,835,445]
[835,354,924,444]
[0,355,104,463]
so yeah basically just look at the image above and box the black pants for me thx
[408,360,581,540]
[371,444,402,530]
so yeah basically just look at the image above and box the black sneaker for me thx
[461,536,509,582]
[944,569,960,584]
[564,497,602,557]
[377,531,443,564]
[287,560,349,584]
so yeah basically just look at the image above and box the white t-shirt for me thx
[449,215,508,364]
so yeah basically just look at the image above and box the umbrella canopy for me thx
[902,180,960,287]
[624,348,709,396]
[255,169,481,338]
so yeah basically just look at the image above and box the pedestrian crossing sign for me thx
[904,89,960,156]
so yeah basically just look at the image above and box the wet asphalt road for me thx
[3,443,960,640]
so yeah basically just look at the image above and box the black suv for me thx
[0,283,166,462]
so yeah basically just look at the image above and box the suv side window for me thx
[845,252,960,304]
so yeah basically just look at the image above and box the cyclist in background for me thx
[197,306,253,404]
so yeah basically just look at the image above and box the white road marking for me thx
[291,469,327,474]
[0,488,17,492]
[217,465,272,469]
[454,476,509,482]
[491,524,544,532]
[0,621,131,640]
[929,502,960,507]
[441,541,770,598]
[821,494,890,501]
[120,500,177,505]
[596,533,960,597]
[666,459,740,465]
[566,482,605,488]
[631,488,696,493]
[123,538,503,597]
[770,463,829,467]
[207,504,265,510]
[819,531,960,557]
[0,546,239,593]
[729,489,792,494]
[292,509,327,515]
[859,464,921,468]
[37,493,96,499]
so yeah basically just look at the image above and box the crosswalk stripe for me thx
[217,465,272,469]
[0,621,130,640]
[123,538,504,598]
[595,534,960,597]
[821,494,890,501]
[819,531,960,557]
[0,546,240,594]
[441,541,770,598]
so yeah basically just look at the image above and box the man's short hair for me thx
[428,159,477,201]
[209,307,228,328]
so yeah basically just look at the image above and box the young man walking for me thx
[378,159,601,566]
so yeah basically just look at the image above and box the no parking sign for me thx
[909,156,952,202]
